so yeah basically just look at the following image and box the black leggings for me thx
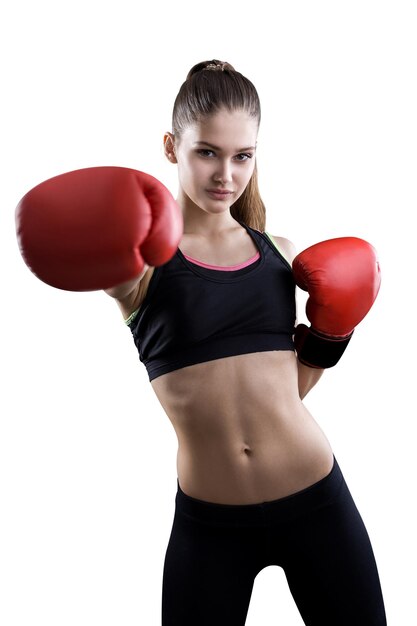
[161,455,387,625]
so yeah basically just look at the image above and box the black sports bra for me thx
[126,221,296,381]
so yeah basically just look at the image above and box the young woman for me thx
[15,59,387,625]
[108,60,387,625]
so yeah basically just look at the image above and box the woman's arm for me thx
[104,264,150,320]
[270,235,325,400]
[104,264,148,299]
[297,361,324,400]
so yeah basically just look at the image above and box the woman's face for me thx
[169,108,258,215]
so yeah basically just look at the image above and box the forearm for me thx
[297,359,324,399]
[104,265,149,299]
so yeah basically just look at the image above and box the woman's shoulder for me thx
[264,232,297,265]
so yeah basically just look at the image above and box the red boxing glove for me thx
[292,237,381,368]
[15,166,183,291]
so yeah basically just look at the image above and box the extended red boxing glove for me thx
[15,166,183,291]
[292,237,381,368]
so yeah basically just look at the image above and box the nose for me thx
[213,159,233,184]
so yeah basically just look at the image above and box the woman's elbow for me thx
[297,360,325,399]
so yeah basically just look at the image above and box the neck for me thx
[177,191,238,237]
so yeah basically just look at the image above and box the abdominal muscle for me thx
[151,349,334,505]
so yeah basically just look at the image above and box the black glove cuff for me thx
[294,324,354,368]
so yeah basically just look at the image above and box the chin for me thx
[206,205,232,214]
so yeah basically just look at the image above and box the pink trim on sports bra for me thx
[182,251,260,271]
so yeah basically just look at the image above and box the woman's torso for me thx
[129,223,334,505]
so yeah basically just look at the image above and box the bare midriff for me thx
[150,350,334,505]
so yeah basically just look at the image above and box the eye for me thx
[197,148,253,163]
[235,153,253,162]
[197,149,215,157]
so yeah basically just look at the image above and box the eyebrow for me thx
[193,141,257,152]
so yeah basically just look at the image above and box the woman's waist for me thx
[170,391,307,444]
[176,431,334,505]
[174,401,329,461]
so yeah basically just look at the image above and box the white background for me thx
[1,1,415,624]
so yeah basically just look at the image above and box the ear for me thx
[163,132,178,163]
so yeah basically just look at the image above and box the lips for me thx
[206,189,233,200]
[207,189,233,200]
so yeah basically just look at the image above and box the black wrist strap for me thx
[294,324,354,368]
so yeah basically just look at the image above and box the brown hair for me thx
[171,59,266,232]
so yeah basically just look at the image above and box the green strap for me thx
[264,231,291,264]
[124,307,139,325]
